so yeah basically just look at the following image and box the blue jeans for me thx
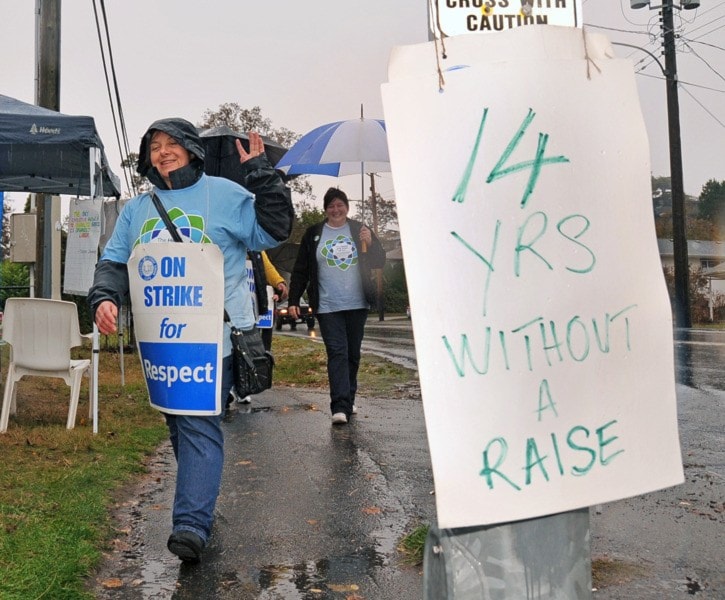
[316,309,368,417]
[164,355,233,544]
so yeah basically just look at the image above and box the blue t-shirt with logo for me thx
[100,174,278,355]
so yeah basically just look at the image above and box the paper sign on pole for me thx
[63,198,102,295]
[382,26,684,528]
[128,243,225,415]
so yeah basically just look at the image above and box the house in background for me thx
[657,239,725,297]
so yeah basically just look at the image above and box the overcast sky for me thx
[1,0,723,213]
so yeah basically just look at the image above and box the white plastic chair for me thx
[0,298,93,432]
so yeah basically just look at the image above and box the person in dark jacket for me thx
[88,118,292,563]
[288,187,386,425]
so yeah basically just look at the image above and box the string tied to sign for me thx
[430,0,448,91]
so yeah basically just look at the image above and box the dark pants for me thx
[316,309,368,417]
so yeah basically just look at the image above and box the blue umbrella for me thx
[275,117,390,179]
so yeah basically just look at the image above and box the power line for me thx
[690,21,725,43]
[679,84,725,127]
[585,23,653,36]
[98,0,135,195]
[683,12,725,36]
[90,0,130,195]
[636,70,725,93]
[91,0,136,197]
[685,38,725,52]
[682,40,725,83]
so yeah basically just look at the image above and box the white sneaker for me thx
[352,405,358,414]
[331,412,348,425]
[238,395,252,404]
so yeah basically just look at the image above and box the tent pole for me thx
[92,325,99,434]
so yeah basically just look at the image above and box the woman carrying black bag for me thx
[229,251,288,407]
[88,118,292,564]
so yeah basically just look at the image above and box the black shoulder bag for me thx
[150,192,274,397]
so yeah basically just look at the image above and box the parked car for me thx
[275,301,315,331]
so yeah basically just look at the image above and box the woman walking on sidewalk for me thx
[287,187,386,425]
[89,118,292,563]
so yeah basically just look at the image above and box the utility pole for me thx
[662,0,691,328]
[34,0,61,299]
[631,0,697,328]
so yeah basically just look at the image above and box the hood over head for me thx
[138,118,205,189]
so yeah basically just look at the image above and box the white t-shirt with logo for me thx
[316,222,367,314]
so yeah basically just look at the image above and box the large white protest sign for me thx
[128,243,225,415]
[382,26,684,528]
[64,198,102,295]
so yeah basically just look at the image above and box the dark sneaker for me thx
[167,531,204,563]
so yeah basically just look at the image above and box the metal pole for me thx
[661,0,692,328]
[424,510,591,599]
[421,3,593,594]
[369,173,385,321]
[34,0,61,299]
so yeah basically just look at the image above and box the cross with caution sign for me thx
[430,0,583,38]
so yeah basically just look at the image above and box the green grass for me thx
[693,321,725,330]
[397,524,430,566]
[0,334,419,598]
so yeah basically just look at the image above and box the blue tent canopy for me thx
[0,94,120,197]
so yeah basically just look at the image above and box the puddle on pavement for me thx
[258,549,383,599]
[231,403,321,416]
[365,328,414,341]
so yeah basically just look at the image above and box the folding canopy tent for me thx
[0,93,122,434]
[0,93,120,196]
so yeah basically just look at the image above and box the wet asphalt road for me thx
[91,321,724,599]
[587,329,725,599]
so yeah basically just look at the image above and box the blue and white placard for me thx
[246,259,274,328]
[128,243,225,415]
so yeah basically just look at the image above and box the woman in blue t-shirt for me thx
[88,118,292,564]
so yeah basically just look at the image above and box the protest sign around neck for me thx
[382,26,684,528]
[128,243,225,416]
